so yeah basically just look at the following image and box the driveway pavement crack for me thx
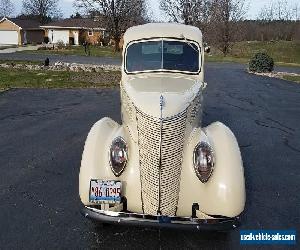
[228,93,254,106]
[266,117,295,132]
[284,138,300,153]
[224,102,253,112]
[254,120,293,135]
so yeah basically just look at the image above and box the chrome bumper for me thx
[81,206,240,231]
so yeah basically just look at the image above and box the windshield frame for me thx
[124,38,202,75]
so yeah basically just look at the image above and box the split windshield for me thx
[125,40,200,73]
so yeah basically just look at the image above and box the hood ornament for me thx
[160,95,164,110]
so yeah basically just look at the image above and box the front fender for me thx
[79,117,142,212]
[177,122,246,217]
[79,117,120,205]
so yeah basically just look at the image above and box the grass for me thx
[0,68,121,91]
[20,45,122,58]
[205,55,248,64]
[206,40,300,67]
[281,75,300,83]
[17,40,299,66]
[0,45,17,50]
[0,60,41,65]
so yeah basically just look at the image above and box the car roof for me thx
[123,23,202,46]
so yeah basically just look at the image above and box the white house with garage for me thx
[40,18,107,45]
[0,17,44,45]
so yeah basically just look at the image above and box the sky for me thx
[11,0,300,20]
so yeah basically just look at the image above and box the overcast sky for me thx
[11,0,299,20]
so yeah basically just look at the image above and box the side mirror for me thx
[202,82,207,90]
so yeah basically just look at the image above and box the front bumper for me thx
[81,206,240,231]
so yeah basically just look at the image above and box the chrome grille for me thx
[160,112,187,215]
[187,91,202,127]
[121,86,135,122]
[136,109,187,216]
[136,111,161,214]
[121,86,202,216]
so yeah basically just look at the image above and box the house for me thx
[0,17,44,45]
[40,18,107,45]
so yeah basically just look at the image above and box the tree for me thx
[292,3,299,20]
[209,0,247,56]
[22,0,62,24]
[257,0,300,21]
[258,0,291,21]
[0,0,15,17]
[75,0,149,52]
[256,0,299,41]
[159,0,246,55]
[70,12,82,19]
[160,0,212,25]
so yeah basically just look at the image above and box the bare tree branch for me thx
[209,0,247,55]
[0,0,15,17]
[74,0,148,51]
[160,0,212,25]
[22,0,62,24]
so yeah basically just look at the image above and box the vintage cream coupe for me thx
[79,23,245,230]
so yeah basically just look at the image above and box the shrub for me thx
[249,52,274,73]
[56,40,66,50]
[99,36,110,46]
[37,46,47,50]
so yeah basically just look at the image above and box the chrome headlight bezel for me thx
[193,141,215,183]
[109,136,128,177]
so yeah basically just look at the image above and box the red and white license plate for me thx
[89,180,122,203]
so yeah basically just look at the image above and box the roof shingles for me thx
[41,18,105,30]
[1,18,42,30]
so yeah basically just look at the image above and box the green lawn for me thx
[0,60,41,65]
[0,45,17,50]
[205,55,249,64]
[206,40,300,67]
[0,68,121,91]
[281,75,300,83]
[19,45,122,58]
[17,41,299,66]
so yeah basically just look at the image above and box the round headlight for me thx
[110,137,128,177]
[193,142,215,183]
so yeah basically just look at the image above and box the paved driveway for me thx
[0,52,122,65]
[0,45,40,54]
[0,63,299,249]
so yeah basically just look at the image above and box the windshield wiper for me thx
[180,34,199,53]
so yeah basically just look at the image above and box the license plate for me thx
[89,180,122,203]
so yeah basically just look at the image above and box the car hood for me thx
[123,75,202,118]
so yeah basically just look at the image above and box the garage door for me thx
[50,30,69,44]
[0,31,18,45]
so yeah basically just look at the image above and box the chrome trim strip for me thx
[124,38,202,75]
[158,94,164,215]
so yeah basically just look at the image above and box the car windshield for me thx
[125,40,200,73]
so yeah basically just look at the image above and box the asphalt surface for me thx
[0,52,121,65]
[1,52,300,74]
[0,63,299,249]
